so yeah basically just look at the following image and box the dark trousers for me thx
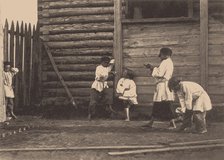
[88,88,113,116]
[180,110,207,132]
[151,101,175,121]
[5,97,14,116]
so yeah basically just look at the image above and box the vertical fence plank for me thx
[23,24,28,106]
[15,22,20,111]
[36,23,42,105]
[20,22,25,108]
[31,25,36,106]
[3,19,9,61]
[9,21,15,66]
[28,23,32,106]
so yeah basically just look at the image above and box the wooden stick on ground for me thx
[108,143,224,156]
[0,145,164,152]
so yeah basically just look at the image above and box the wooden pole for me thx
[200,0,208,90]
[9,21,15,66]
[15,22,20,111]
[3,19,8,61]
[108,143,224,156]
[0,5,6,122]
[114,0,123,88]
[20,22,24,108]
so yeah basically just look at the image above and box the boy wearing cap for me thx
[88,56,115,120]
[3,61,19,119]
[144,47,176,129]
[168,77,212,134]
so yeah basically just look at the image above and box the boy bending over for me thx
[168,77,212,134]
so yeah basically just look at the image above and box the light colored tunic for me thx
[177,81,212,112]
[3,68,19,98]
[91,65,113,92]
[116,78,138,104]
[152,58,174,102]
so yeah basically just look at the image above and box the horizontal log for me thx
[209,94,224,104]
[41,96,90,106]
[123,35,200,48]
[42,64,97,71]
[209,23,224,33]
[39,7,114,18]
[208,75,224,85]
[42,88,113,97]
[208,65,224,76]
[123,45,200,58]
[137,94,154,104]
[43,81,113,88]
[209,34,224,45]
[42,71,95,81]
[208,45,224,56]
[40,23,114,35]
[129,66,200,77]
[39,14,114,25]
[208,85,224,95]
[134,76,201,86]
[41,32,113,42]
[39,0,114,9]
[123,56,200,67]
[209,56,224,65]
[137,86,155,95]
[45,40,113,49]
[123,23,200,39]
[43,56,102,64]
[49,48,113,56]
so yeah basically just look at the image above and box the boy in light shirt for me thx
[168,77,212,134]
[3,61,19,119]
[143,48,176,129]
[88,56,115,120]
[116,68,138,121]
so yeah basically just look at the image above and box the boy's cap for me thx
[168,77,181,92]
[4,61,11,66]
[101,56,111,63]
[158,47,172,57]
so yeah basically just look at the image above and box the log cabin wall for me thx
[122,0,201,105]
[208,0,224,105]
[38,0,114,107]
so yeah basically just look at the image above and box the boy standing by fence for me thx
[3,61,19,119]
[88,56,115,120]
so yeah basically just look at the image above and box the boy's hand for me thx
[144,63,153,69]
[109,59,115,64]
[11,68,19,72]
[110,71,117,75]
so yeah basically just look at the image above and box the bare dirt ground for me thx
[0,117,224,160]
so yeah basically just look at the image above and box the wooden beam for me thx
[200,0,208,90]
[0,8,6,122]
[43,43,77,108]
[188,0,193,18]
[108,143,224,156]
[114,0,123,87]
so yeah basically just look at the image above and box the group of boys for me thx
[88,48,212,134]
[3,48,212,134]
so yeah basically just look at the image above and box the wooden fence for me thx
[3,20,41,111]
